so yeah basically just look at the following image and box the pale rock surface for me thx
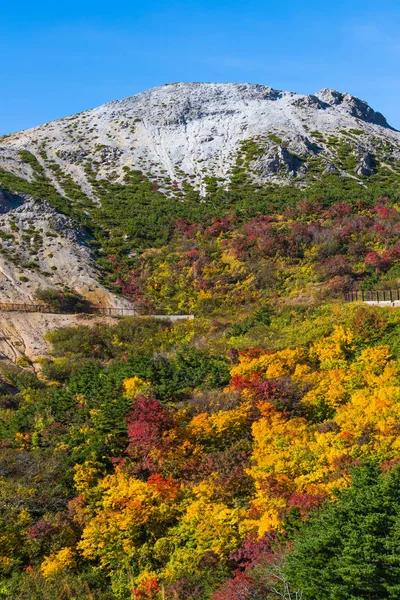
[1,83,399,194]
[0,312,117,363]
[0,191,129,306]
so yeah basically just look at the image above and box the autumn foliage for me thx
[4,195,400,597]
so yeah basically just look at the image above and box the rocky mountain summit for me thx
[1,83,400,196]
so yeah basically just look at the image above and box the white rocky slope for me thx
[0,186,126,307]
[1,83,400,195]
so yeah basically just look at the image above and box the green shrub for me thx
[285,463,400,599]
[34,288,91,313]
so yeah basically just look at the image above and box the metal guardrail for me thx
[0,302,193,319]
[92,306,139,316]
[345,290,400,303]
[0,302,139,315]
[0,303,51,313]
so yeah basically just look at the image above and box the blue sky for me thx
[1,0,400,133]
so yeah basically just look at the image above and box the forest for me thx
[3,178,400,598]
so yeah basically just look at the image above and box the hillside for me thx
[0,83,400,314]
[0,188,122,306]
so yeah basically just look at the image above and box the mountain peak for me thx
[0,82,399,198]
[98,82,394,131]
[315,88,392,129]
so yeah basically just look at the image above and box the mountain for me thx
[0,82,400,320]
[1,83,400,197]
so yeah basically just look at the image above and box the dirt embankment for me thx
[0,312,117,364]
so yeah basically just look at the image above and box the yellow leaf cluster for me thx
[40,547,75,578]
[230,347,306,379]
[122,376,151,399]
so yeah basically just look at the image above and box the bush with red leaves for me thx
[126,396,173,470]
[131,578,159,599]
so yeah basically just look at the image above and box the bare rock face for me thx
[315,89,391,128]
[0,188,130,363]
[324,162,339,174]
[0,82,399,195]
[355,152,377,177]
[0,194,128,307]
[0,186,23,214]
[0,312,117,363]
[255,145,304,177]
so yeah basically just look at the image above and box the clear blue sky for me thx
[1,0,400,134]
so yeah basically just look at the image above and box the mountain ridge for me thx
[1,82,400,199]
[4,82,396,133]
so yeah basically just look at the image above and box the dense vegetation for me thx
[2,151,400,297]
[3,167,400,597]
[4,302,400,599]
[34,288,92,313]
